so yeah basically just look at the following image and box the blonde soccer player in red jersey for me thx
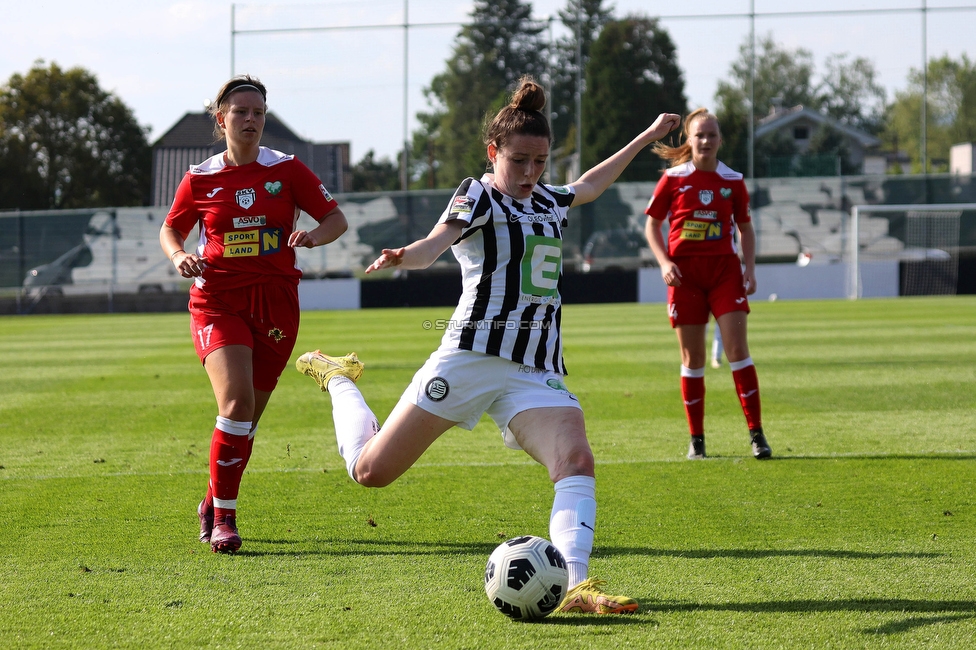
[159,75,348,553]
[644,108,771,461]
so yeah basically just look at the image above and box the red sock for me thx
[210,417,251,524]
[680,369,706,437]
[731,361,762,430]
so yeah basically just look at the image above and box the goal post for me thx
[848,203,975,299]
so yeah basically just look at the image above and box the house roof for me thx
[755,106,881,148]
[152,112,305,148]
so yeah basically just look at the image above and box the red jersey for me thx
[166,147,339,292]
[644,161,750,258]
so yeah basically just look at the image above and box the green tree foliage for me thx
[714,35,886,176]
[412,0,546,188]
[884,54,976,173]
[715,34,816,124]
[581,16,686,181]
[351,150,400,192]
[0,61,151,210]
[817,53,887,135]
[550,0,614,156]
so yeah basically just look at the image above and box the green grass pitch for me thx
[1,296,974,648]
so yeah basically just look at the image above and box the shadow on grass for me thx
[692,453,976,462]
[640,599,976,635]
[759,454,976,462]
[235,538,941,562]
[596,547,943,561]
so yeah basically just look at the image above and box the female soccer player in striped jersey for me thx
[297,77,679,614]
[644,108,771,461]
[160,75,348,553]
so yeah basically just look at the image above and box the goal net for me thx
[848,203,974,299]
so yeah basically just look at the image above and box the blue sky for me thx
[2,0,972,161]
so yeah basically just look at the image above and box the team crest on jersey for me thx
[318,184,334,202]
[425,377,450,402]
[720,187,732,199]
[264,181,282,196]
[267,327,286,342]
[699,190,714,205]
[236,188,256,209]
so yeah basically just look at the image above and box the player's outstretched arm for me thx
[365,220,465,274]
[571,113,680,207]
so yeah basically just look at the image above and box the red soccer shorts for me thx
[666,254,750,327]
[187,282,300,391]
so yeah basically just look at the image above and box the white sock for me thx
[328,376,380,482]
[550,475,596,589]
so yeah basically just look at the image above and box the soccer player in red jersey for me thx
[159,76,348,552]
[644,108,771,461]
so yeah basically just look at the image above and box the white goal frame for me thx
[848,203,976,299]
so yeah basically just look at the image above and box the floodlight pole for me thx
[747,0,755,180]
[921,0,928,179]
[230,4,236,77]
[402,0,409,190]
[574,1,582,180]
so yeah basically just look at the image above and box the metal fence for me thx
[2,172,974,307]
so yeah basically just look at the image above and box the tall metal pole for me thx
[574,2,582,180]
[402,0,410,190]
[747,0,755,180]
[921,0,928,175]
[230,4,236,77]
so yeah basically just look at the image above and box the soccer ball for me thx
[484,535,568,621]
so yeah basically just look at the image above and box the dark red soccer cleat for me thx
[211,517,242,554]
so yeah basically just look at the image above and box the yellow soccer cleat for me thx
[296,350,364,391]
[558,578,638,614]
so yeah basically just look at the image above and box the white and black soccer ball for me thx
[484,535,568,621]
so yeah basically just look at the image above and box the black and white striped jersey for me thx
[436,175,576,373]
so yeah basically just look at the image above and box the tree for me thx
[0,61,151,210]
[550,0,614,158]
[817,53,887,135]
[412,0,546,188]
[581,16,686,181]
[714,35,887,176]
[884,54,976,172]
[351,150,400,192]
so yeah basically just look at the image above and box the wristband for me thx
[170,250,184,260]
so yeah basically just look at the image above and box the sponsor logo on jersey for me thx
[264,180,283,196]
[425,377,450,402]
[679,220,723,241]
[720,187,732,199]
[521,235,562,298]
[222,228,283,256]
[207,187,224,198]
[678,185,693,193]
[233,216,267,228]
[699,189,714,205]
[550,185,571,195]
[693,210,718,220]
[318,184,334,202]
[236,188,256,209]
[451,195,475,216]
